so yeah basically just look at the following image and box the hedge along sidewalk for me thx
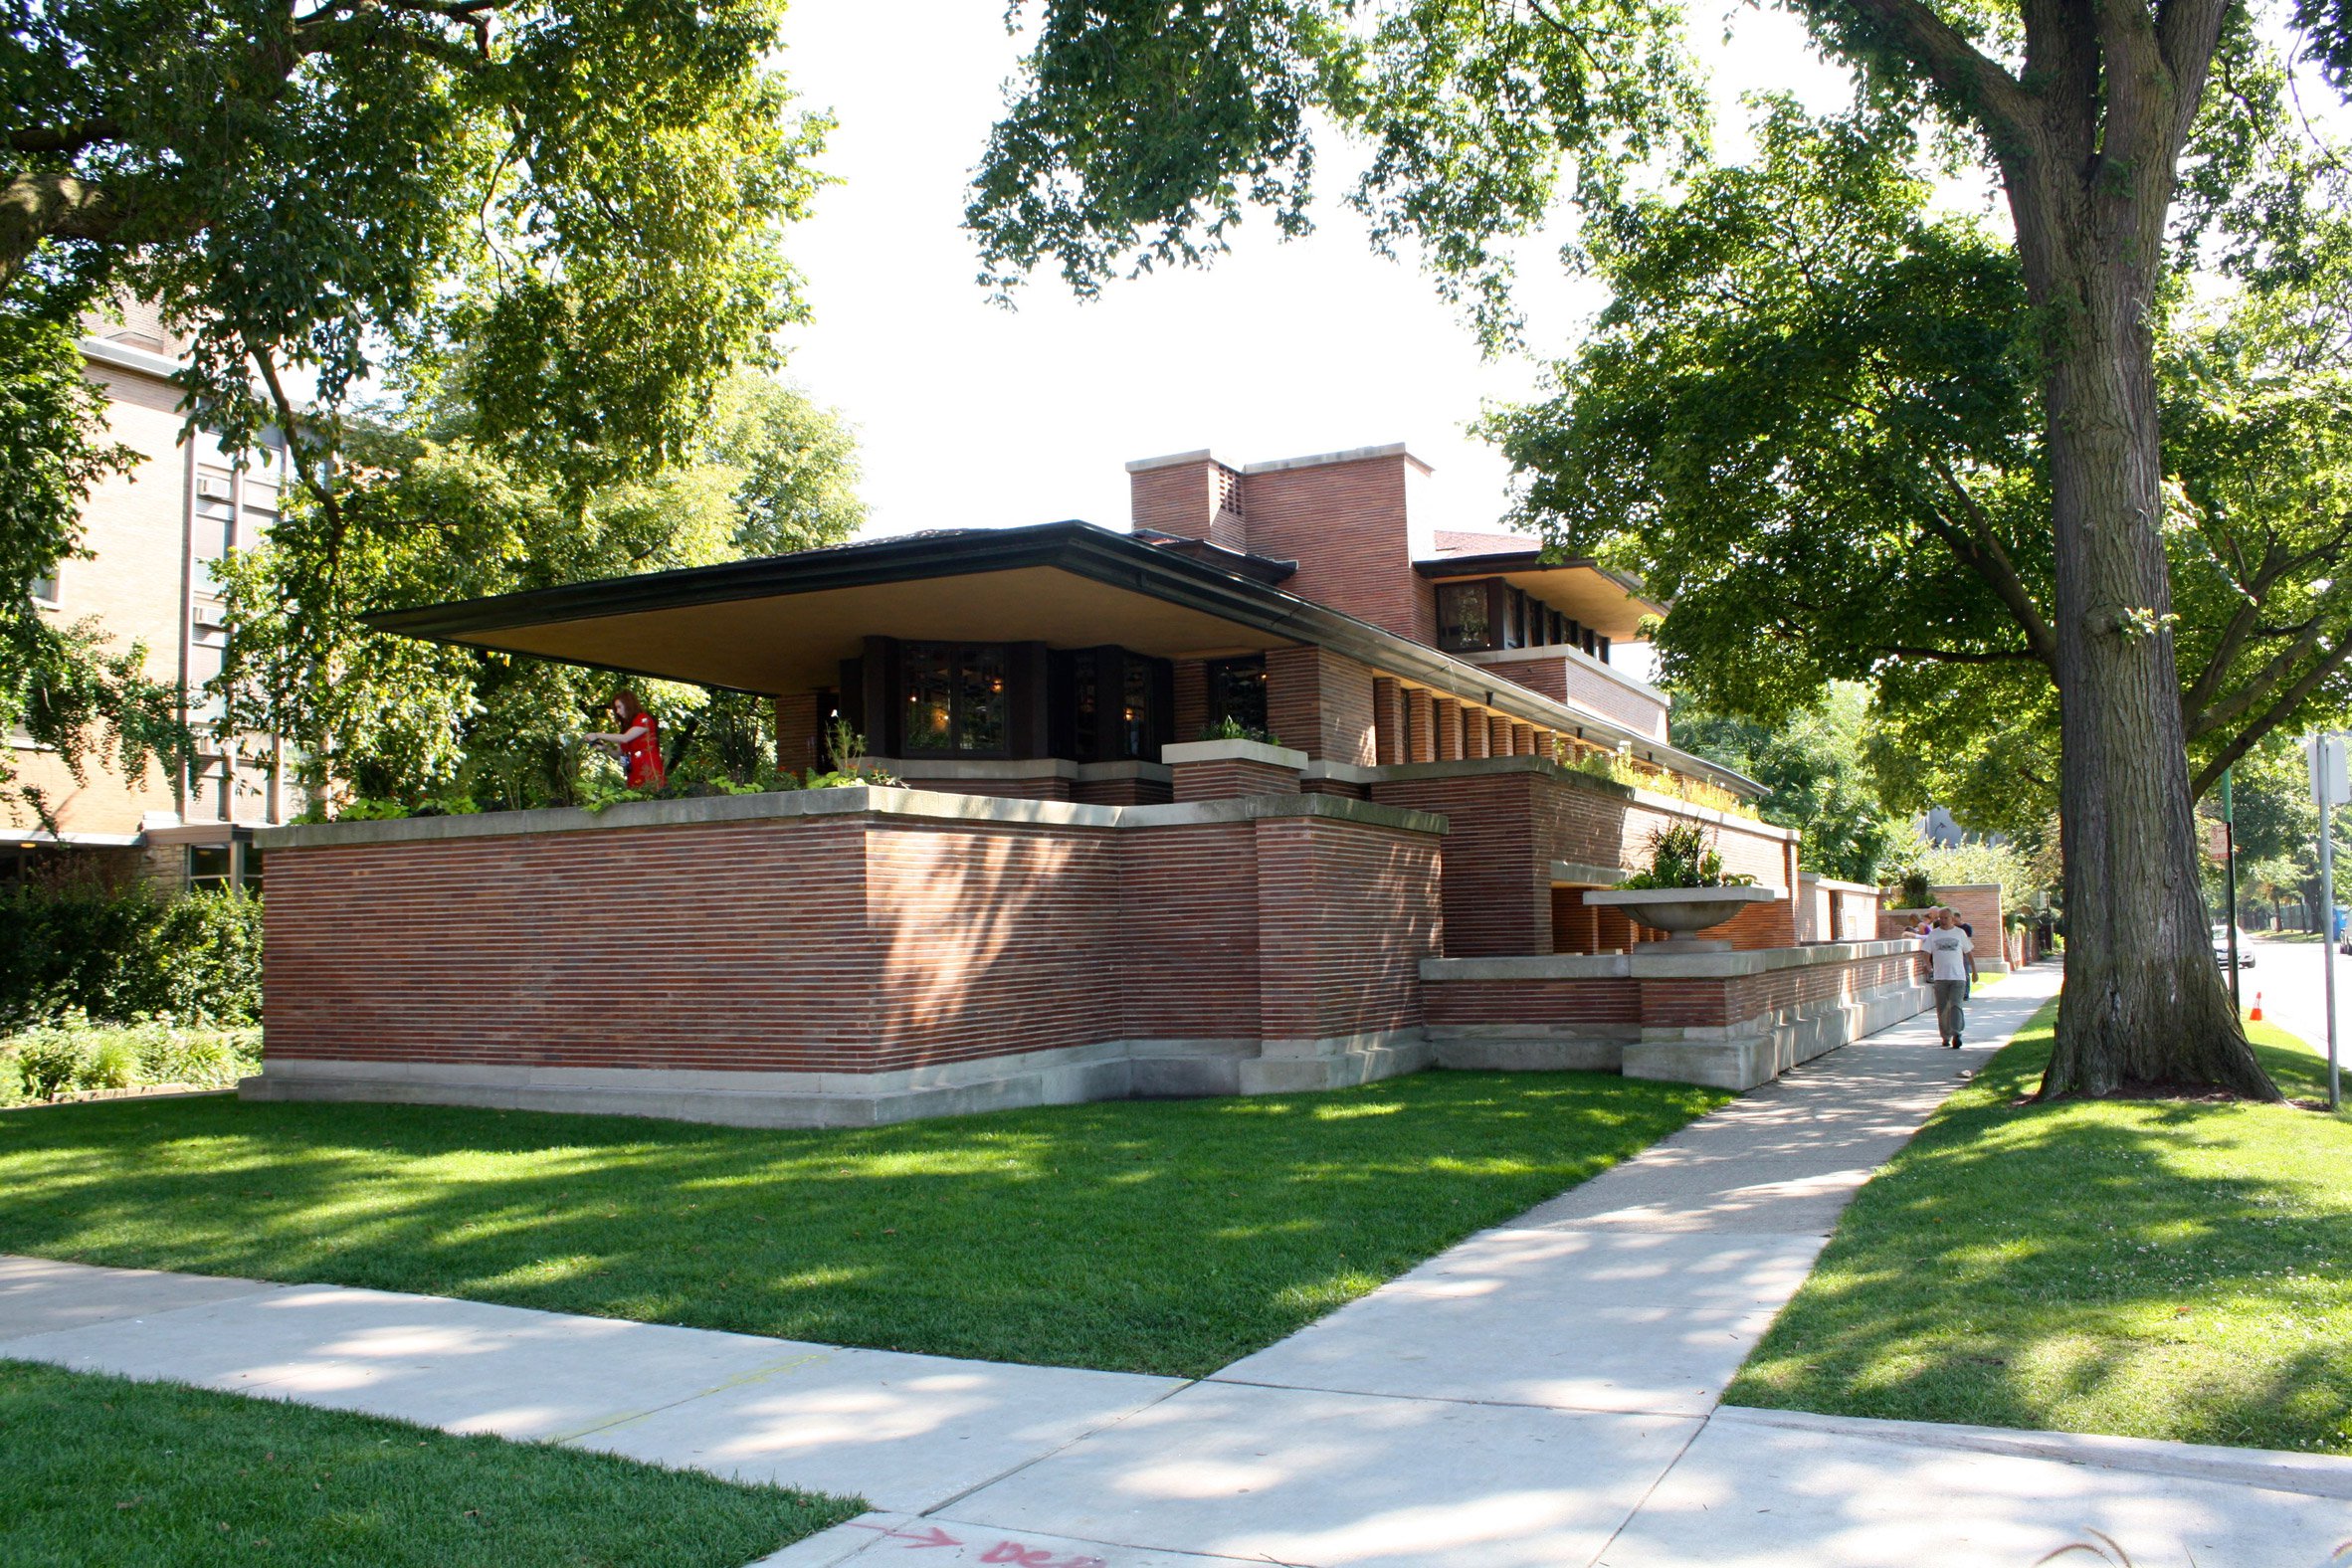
[1727,1001,2352,1455]
[0,1358,857,1568]
[0,1070,1724,1379]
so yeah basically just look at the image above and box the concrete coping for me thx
[1300,758,1386,786]
[874,756,1175,784]
[1549,859,1631,887]
[1160,737,1310,770]
[1421,936,1922,984]
[257,782,1450,851]
[1800,875,1882,894]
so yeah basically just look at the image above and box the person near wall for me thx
[1924,908,1977,1050]
[585,689,667,791]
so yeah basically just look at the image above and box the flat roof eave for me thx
[365,520,1758,797]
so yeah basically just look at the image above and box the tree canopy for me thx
[3,0,826,819]
[969,0,2352,1097]
[215,373,866,812]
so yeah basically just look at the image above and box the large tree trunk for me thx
[2008,152,2279,1101]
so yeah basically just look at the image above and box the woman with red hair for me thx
[586,689,666,791]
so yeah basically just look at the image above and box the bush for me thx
[0,1015,263,1105]
[0,886,262,1030]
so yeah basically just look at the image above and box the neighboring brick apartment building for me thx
[4,302,295,891]
[248,442,1924,1122]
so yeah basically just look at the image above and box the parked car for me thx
[2212,923,2255,968]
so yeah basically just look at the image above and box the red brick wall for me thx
[1489,660,1568,703]
[1372,764,1798,958]
[1254,816,1443,1043]
[1426,948,1922,1033]
[1173,660,1208,747]
[1072,775,1173,806]
[775,692,826,775]
[1172,759,1302,801]
[264,802,1444,1078]
[1424,976,1641,1029]
[1267,645,1380,764]
[1241,456,1427,642]
[863,820,1126,1064]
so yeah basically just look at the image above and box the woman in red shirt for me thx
[587,690,666,790]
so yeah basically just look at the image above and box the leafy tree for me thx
[966,0,2352,1096]
[215,373,865,809]
[1669,684,1902,883]
[3,0,824,820]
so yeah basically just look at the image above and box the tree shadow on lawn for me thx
[0,1071,1722,1378]
[1729,1016,2352,1454]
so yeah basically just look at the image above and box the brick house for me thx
[5,301,296,891]
[246,444,1925,1123]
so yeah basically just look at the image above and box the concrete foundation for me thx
[240,1027,1438,1128]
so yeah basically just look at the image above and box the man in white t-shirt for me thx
[1924,909,1977,1049]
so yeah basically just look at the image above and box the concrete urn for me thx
[1582,885,1780,952]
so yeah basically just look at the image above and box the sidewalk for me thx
[6,961,2347,1567]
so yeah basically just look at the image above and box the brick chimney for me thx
[1127,450,1249,554]
[1128,442,1435,640]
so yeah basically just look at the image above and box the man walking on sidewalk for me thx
[1925,908,1976,1049]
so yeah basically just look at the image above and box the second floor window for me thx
[1437,582,1492,652]
[1205,655,1269,737]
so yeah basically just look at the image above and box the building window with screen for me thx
[1205,655,1269,738]
[898,642,1009,755]
[1436,581,1492,652]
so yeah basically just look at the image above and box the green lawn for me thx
[0,1072,1722,1377]
[0,1360,856,1568]
[1729,1002,2352,1453]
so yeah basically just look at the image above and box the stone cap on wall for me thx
[1420,935,1922,983]
[257,782,1450,852]
[1161,738,1310,770]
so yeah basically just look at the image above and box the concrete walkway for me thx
[5,961,2348,1567]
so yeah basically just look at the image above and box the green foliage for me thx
[970,0,1710,345]
[215,374,864,812]
[0,1362,858,1568]
[0,886,262,1030]
[0,1071,1722,1377]
[1197,715,1283,746]
[1,1014,260,1104]
[1670,686,1900,883]
[1617,822,1755,889]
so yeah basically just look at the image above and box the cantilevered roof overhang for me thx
[368,520,1760,796]
[1414,551,1666,642]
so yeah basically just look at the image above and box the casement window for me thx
[1068,648,1170,761]
[898,642,1009,755]
[1436,582,1492,652]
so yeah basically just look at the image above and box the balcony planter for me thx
[1584,885,1779,953]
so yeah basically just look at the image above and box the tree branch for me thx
[1817,0,2038,150]
[1,171,121,279]
[2191,634,2352,797]
[1921,453,2060,666]
[1875,643,2048,665]
[7,117,123,156]
[2189,618,2329,739]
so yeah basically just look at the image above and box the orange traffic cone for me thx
[2250,992,2265,1022]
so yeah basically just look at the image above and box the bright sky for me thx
[775,1,1861,544]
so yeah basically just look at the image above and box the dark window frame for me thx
[1204,654,1270,737]
[895,640,1013,758]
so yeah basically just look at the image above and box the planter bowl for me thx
[1583,885,1781,952]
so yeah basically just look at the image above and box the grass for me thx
[0,1360,857,1568]
[0,1071,1722,1378]
[1728,1000,2352,1453]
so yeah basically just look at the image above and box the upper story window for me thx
[1436,582,1492,652]
[900,642,1008,755]
[29,565,60,607]
[1205,655,1269,737]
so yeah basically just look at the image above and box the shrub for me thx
[0,886,262,1030]
[0,1015,263,1104]
[1616,823,1758,889]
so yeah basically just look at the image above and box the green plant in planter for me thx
[1899,871,1932,907]
[1616,823,1758,889]
[1198,716,1282,746]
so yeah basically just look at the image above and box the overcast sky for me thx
[776,2,1862,543]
